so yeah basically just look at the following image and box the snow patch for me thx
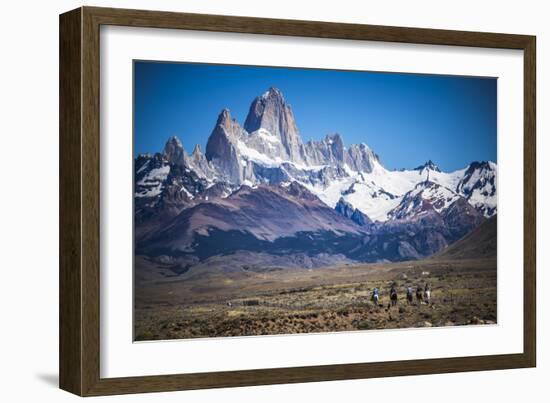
[237,140,282,167]
[135,165,170,198]
[254,128,281,144]
[136,160,150,174]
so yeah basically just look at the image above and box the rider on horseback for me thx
[390,283,398,306]
[416,286,424,304]
[424,283,432,305]
[406,286,413,304]
[371,287,380,305]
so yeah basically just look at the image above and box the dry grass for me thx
[134,257,496,341]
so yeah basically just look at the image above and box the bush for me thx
[357,320,373,330]
[135,331,155,341]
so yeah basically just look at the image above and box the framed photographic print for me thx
[59,6,536,396]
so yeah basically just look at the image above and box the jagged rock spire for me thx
[163,135,186,165]
[415,160,441,172]
[244,87,304,164]
[192,144,202,157]
[205,108,247,184]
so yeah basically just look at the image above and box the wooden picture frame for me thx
[59,6,536,396]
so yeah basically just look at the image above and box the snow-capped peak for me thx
[414,160,441,172]
[261,86,284,101]
[387,181,459,220]
[163,135,185,165]
[138,87,497,225]
[456,161,497,217]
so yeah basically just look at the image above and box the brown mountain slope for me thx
[433,215,497,260]
[137,182,367,255]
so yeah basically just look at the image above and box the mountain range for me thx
[135,87,497,269]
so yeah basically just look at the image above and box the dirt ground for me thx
[134,257,497,341]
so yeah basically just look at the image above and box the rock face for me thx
[381,180,485,250]
[442,198,485,240]
[244,87,304,164]
[183,144,218,181]
[303,134,345,166]
[335,197,373,227]
[345,143,379,173]
[301,135,379,173]
[335,197,355,219]
[456,161,497,217]
[205,109,247,183]
[414,160,441,172]
[163,136,186,165]
[135,86,497,265]
[387,181,460,221]
[350,209,372,226]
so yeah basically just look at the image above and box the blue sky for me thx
[134,61,496,172]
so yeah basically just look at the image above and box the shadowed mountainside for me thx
[434,215,497,260]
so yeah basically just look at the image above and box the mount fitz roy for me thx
[135,87,497,269]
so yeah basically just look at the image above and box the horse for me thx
[424,283,432,305]
[406,286,414,305]
[416,286,424,304]
[390,286,398,307]
[371,288,380,306]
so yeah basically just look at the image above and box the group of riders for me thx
[371,283,432,307]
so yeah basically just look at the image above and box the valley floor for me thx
[134,257,496,341]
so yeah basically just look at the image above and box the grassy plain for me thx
[134,256,496,341]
